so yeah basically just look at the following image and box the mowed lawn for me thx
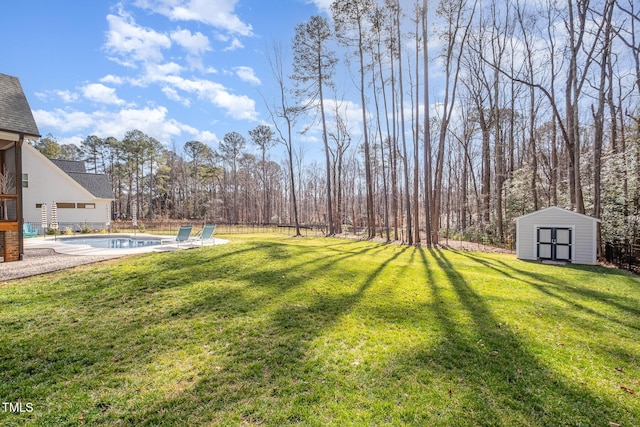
[1,235,639,426]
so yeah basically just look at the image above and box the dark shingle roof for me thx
[51,159,114,199]
[65,172,114,199]
[0,73,40,137]
[50,159,87,173]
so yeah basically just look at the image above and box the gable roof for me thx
[50,159,87,173]
[514,206,601,222]
[64,172,113,199]
[50,158,113,199]
[0,73,40,138]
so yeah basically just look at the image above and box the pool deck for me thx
[23,233,229,256]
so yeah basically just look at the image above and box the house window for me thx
[22,173,28,188]
[57,203,76,209]
[36,203,42,208]
[77,203,95,209]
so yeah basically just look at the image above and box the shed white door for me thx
[537,227,572,261]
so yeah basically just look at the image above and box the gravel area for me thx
[1,249,123,281]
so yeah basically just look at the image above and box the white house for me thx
[515,206,600,265]
[22,143,113,232]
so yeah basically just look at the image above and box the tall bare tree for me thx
[249,125,276,224]
[292,15,338,235]
[332,0,376,238]
[265,41,303,236]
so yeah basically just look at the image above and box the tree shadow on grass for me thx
[449,249,640,331]
[5,240,637,425]
[0,238,408,425]
[377,247,637,426]
[128,242,411,425]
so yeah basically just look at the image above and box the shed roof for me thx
[0,73,40,138]
[514,206,601,223]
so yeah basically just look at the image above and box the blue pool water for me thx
[59,236,162,249]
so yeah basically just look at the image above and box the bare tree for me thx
[218,132,246,223]
[292,15,338,235]
[249,125,276,224]
[432,0,476,243]
[332,0,376,239]
[265,41,303,236]
[422,0,433,246]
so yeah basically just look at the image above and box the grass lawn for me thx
[1,234,639,426]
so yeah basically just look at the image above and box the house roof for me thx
[64,172,114,199]
[514,206,601,222]
[50,159,87,173]
[0,73,40,138]
[50,158,113,199]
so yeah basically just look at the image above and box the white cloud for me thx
[162,86,191,106]
[55,90,79,103]
[136,62,184,86]
[82,83,126,105]
[223,37,244,51]
[100,74,124,85]
[134,0,253,36]
[33,106,209,144]
[57,135,84,147]
[34,90,79,103]
[305,0,333,15]
[170,28,211,55]
[234,66,261,86]
[105,10,172,66]
[195,130,219,144]
[33,109,94,133]
[300,98,369,144]
[162,75,259,121]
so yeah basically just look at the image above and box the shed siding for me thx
[516,207,598,265]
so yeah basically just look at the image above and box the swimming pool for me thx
[59,235,162,249]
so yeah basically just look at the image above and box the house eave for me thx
[0,129,40,141]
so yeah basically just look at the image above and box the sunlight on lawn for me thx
[1,235,638,426]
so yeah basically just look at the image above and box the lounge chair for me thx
[161,225,193,246]
[23,223,38,238]
[193,224,216,246]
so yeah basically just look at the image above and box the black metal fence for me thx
[605,242,640,273]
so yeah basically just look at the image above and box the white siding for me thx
[22,144,111,228]
[515,206,599,265]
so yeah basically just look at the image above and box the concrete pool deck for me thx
[23,233,229,256]
[1,234,230,281]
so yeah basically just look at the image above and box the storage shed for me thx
[515,206,600,265]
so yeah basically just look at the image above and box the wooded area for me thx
[31,0,640,248]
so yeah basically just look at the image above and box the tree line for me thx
[32,0,640,248]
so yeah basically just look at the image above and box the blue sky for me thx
[2,0,334,153]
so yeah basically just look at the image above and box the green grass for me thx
[1,234,639,426]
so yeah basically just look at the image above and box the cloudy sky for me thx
[2,0,334,152]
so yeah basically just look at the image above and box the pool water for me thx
[60,236,162,249]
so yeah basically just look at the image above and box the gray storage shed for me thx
[515,206,600,265]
